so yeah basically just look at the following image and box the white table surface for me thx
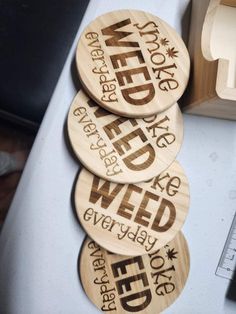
[1,1,236,313]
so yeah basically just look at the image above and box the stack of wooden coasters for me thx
[67,10,190,313]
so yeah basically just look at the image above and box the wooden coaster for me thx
[75,160,189,256]
[76,10,190,118]
[79,232,190,313]
[67,90,183,184]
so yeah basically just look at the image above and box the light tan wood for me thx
[75,161,189,256]
[221,0,236,7]
[182,0,236,120]
[76,10,190,118]
[67,90,183,184]
[202,0,236,99]
[79,232,190,313]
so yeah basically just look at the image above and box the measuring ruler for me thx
[216,212,236,280]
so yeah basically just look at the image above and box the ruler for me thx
[216,212,236,280]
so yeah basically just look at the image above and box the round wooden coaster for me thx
[79,232,190,313]
[67,90,183,184]
[75,160,189,256]
[76,10,190,118]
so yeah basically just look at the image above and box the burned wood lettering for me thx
[85,31,118,103]
[150,169,181,197]
[144,115,176,148]
[81,162,183,254]
[68,90,182,184]
[87,99,176,172]
[88,174,178,233]
[88,240,117,312]
[111,256,152,312]
[77,10,190,118]
[80,233,190,313]
[83,207,158,253]
[134,21,179,91]
[73,104,122,177]
[148,248,177,296]
[101,18,155,106]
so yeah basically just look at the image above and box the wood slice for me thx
[67,90,183,184]
[79,232,190,313]
[76,10,190,118]
[75,160,189,256]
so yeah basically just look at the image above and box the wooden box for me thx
[182,0,236,120]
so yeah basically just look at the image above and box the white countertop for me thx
[1,1,236,313]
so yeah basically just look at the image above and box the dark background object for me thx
[0,0,89,128]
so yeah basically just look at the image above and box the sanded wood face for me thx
[202,0,236,100]
[67,90,183,184]
[79,232,190,313]
[183,0,236,119]
[76,10,190,118]
[75,161,189,256]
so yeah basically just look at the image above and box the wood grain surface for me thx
[67,90,183,183]
[182,0,236,120]
[76,10,190,118]
[75,161,189,256]
[79,232,190,313]
[202,0,236,100]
